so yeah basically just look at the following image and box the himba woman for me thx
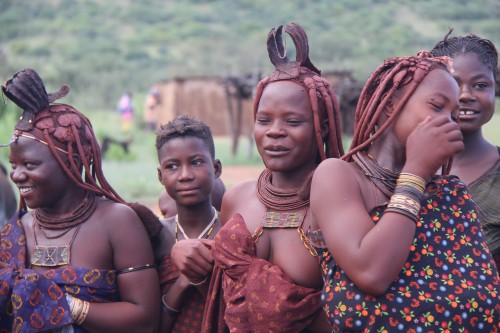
[202,23,344,332]
[431,30,500,273]
[309,52,500,332]
[0,69,160,333]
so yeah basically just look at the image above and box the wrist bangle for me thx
[66,293,90,326]
[161,294,180,317]
[188,275,208,286]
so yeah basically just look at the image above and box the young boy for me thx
[154,115,223,333]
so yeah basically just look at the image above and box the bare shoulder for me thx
[94,199,147,241]
[225,180,256,200]
[221,180,257,224]
[313,158,360,187]
[96,199,142,226]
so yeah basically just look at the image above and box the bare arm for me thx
[311,159,417,295]
[311,116,464,295]
[81,204,160,333]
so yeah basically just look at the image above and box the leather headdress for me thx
[266,22,321,83]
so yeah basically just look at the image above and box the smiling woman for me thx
[202,23,344,333]
[1,68,160,333]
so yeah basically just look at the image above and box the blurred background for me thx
[1,0,499,209]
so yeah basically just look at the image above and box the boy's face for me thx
[157,136,221,208]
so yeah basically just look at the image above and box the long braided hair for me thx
[2,69,162,240]
[343,52,454,173]
[430,29,498,80]
[253,23,344,162]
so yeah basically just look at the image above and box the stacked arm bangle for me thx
[385,173,427,223]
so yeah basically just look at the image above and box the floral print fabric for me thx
[310,176,500,332]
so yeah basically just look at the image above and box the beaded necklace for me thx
[175,206,218,242]
[31,191,97,267]
[352,152,399,197]
[254,169,317,256]
[256,168,309,210]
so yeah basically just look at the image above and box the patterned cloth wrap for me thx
[157,255,205,332]
[0,213,119,333]
[309,175,500,333]
[202,214,323,333]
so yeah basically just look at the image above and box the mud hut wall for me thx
[156,81,178,128]
[155,77,255,137]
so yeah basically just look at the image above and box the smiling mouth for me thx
[459,110,478,116]
[18,187,34,194]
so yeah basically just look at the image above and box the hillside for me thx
[0,0,499,109]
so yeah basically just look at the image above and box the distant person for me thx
[116,91,134,134]
[431,30,500,272]
[144,87,161,131]
[154,115,224,333]
[158,178,226,219]
[0,161,17,226]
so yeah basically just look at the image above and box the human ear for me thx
[383,98,394,117]
[213,159,222,179]
[157,167,163,185]
[320,118,329,139]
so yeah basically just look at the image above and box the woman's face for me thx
[393,69,460,145]
[254,80,318,173]
[452,53,496,134]
[9,136,72,211]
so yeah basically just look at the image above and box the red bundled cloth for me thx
[202,214,323,333]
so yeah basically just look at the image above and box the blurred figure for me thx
[116,91,134,135]
[144,87,161,131]
[0,161,17,227]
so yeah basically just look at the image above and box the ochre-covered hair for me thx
[344,51,453,172]
[253,23,344,161]
[2,69,162,239]
[2,69,122,208]
[431,29,498,80]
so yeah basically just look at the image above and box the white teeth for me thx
[459,110,476,115]
[19,187,33,193]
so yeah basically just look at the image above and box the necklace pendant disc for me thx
[32,245,70,267]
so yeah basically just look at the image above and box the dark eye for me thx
[165,163,178,170]
[474,82,488,89]
[430,103,442,111]
[286,119,303,126]
[256,118,270,125]
[193,159,204,166]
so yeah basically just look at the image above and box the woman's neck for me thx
[367,138,406,173]
[39,187,88,215]
[270,164,317,190]
[459,129,494,160]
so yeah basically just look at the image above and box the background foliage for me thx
[1,0,499,204]
[1,0,499,109]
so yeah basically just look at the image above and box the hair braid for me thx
[344,53,453,175]
[431,29,498,80]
